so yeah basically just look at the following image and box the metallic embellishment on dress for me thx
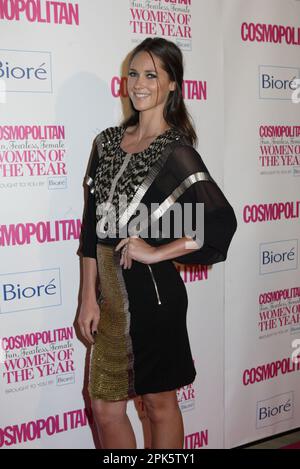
[85,175,95,194]
[107,152,133,204]
[85,132,106,195]
[117,142,177,229]
[88,244,136,401]
[93,126,183,235]
[138,171,212,233]
[96,289,105,305]
[96,152,134,237]
[147,265,162,305]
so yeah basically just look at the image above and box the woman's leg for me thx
[141,390,184,449]
[91,398,137,449]
[134,396,152,449]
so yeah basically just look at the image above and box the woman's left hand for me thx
[115,235,160,269]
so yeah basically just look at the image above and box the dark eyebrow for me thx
[129,67,157,73]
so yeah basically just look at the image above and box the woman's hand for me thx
[115,235,160,269]
[77,298,100,345]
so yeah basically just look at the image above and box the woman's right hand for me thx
[77,298,100,345]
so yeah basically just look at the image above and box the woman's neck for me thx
[133,111,170,140]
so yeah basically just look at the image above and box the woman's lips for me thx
[133,92,151,99]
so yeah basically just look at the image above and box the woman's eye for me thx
[128,72,156,79]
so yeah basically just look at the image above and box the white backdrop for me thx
[224,0,300,447]
[0,0,299,449]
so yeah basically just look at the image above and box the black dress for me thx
[79,125,237,401]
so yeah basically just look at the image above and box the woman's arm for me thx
[158,143,237,265]
[78,257,100,347]
[77,140,101,345]
[116,235,200,268]
[82,257,98,302]
[153,236,200,263]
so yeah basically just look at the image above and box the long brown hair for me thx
[122,37,197,146]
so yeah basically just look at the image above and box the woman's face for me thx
[127,51,175,114]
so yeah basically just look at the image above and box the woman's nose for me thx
[133,74,146,88]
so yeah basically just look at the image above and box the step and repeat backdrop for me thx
[0,0,299,449]
[224,0,300,447]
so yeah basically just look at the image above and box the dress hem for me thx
[88,372,196,402]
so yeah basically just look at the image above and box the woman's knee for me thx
[91,398,128,426]
[141,391,179,424]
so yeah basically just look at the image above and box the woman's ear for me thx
[169,81,176,92]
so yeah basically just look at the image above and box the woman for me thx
[78,37,237,449]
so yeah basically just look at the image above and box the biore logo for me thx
[259,65,300,100]
[256,392,294,429]
[48,177,67,190]
[0,49,52,93]
[0,268,61,314]
[0,1,79,25]
[259,240,298,275]
[56,373,75,386]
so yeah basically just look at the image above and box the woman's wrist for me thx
[152,237,200,263]
[82,288,97,303]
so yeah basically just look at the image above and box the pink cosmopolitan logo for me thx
[0,125,67,178]
[174,261,209,284]
[243,201,300,223]
[0,125,67,182]
[129,0,192,50]
[243,355,300,386]
[2,327,74,385]
[2,327,73,351]
[111,76,207,101]
[184,430,208,449]
[1,327,75,402]
[241,22,300,45]
[0,219,81,246]
[258,287,300,335]
[0,0,79,25]
[0,408,92,447]
[259,125,300,172]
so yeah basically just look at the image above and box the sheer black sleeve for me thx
[165,143,237,265]
[78,140,99,259]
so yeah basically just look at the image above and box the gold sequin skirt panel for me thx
[88,243,136,401]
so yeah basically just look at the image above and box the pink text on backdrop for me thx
[243,201,300,223]
[241,22,300,45]
[0,408,92,447]
[0,219,81,246]
[243,356,300,385]
[0,0,79,25]
[129,8,191,38]
[111,76,207,100]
